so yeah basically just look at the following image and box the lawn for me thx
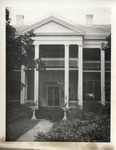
[6,102,110,142]
[6,103,40,141]
[6,119,39,141]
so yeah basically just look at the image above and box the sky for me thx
[8,7,111,25]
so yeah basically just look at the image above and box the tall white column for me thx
[24,71,27,101]
[20,65,25,104]
[78,45,83,108]
[101,48,105,106]
[64,44,69,108]
[34,45,39,108]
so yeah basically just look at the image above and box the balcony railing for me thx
[105,61,111,71]
[41,58,78,67]
[41,59,111,70]
[83,61,101,70]
[83,61,111,70]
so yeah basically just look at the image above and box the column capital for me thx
[78,44,83,48]
[33,41,40,46]
[64,44,70,47]
[34,44,40,47]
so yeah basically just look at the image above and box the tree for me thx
[6,8,45,77]
[105,34,111,61]
[6,8,17,81]
[6,8,45,99]
[102,34,111,101]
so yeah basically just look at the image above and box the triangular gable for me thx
[17,16,85,35]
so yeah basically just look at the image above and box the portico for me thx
[19,15,109,108]
[21,41,83,108]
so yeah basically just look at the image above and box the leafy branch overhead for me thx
[103,34,111,101]
[102,34,111,60]
[6,8,45,82]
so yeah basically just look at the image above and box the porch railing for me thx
[83,61,111,70]
[41,58,78,67]
[41,59,110,70]
[105,61,111,71]
[83,61,101,70]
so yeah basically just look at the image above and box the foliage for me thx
[6,119,39,141]
[105,80,111,101]
[6,8,45,90]
[67,106,86,120]
[83,101,110,115]
[102,34,111,60]
[103,34,111,101]
[35,107,64,122]
[25,100,38,108]
[35,113,110,142]
[6,103,32,124]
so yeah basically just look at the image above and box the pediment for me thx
[34,20,77,34]
[18,16,85,35]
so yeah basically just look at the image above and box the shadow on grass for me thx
[6,118,39,141]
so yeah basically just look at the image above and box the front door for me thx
[48,86,60,106]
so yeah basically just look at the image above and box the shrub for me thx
[6,103,32,124]
[67,107,86,120]
[35,107,64,122]
[83,101,110,115]
[35,113,110,142]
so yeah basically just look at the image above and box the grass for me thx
[6,106,64,141]
[6,102,110,141]
[6,104,63,141]
[6,119,39,141]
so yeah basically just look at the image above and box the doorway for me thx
[48,85,60,106]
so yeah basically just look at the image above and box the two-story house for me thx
[6,15,111,108]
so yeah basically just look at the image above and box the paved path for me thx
[17,119,53,142]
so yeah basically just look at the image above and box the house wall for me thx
[39,70,78,106]
[83,48,100,60]
[83,72,101,101]
[26,70,34,100]
[69,71,78,100]
[39,70,64,106]
[83,72,100,80]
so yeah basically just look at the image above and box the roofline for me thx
[17,15,85,35]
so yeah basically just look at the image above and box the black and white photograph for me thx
[5,5,112,142]
[1,1,116,149]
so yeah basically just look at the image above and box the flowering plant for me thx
[25,100,38,108]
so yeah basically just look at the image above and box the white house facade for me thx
[7,15,111,108]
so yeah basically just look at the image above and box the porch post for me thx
[64,44,69,108]
[24,72,27,101]
[78,45,83,108]
[101,47,105,106]
[20,65,25,104]
[34,45,39,108]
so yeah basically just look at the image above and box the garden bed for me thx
[35,110,110,142]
